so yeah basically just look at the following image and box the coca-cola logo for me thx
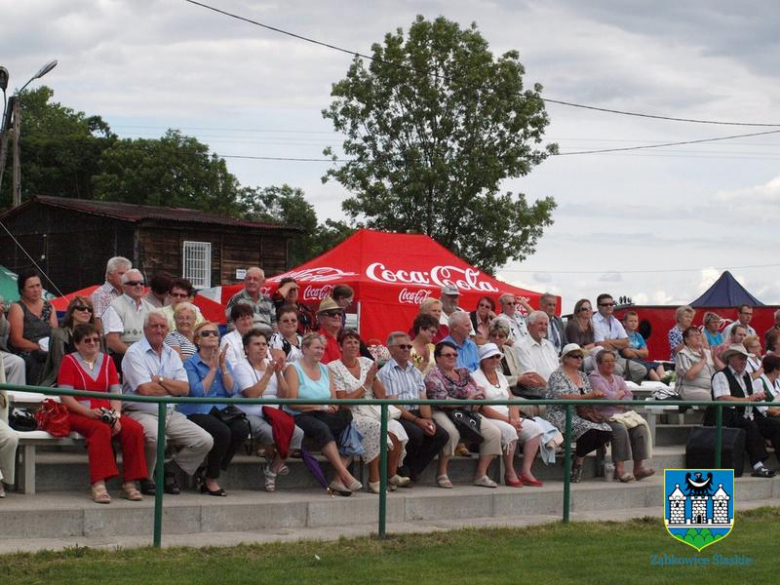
[366,263,499,293]
[268,267,358,283]
[302,285,333,301]
[398,288,434,305]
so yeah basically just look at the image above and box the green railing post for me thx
[153,401,167,548]
[378,403,388,539]
[715,403,723,468]
[562,404,572,523]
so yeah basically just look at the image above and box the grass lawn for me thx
[1,507,777,584]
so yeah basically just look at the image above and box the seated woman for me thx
[410,313,439,376]
[588,350,655,482]
[753,354,780,466]
[7,270,58,385]
[269,305,303,365]
[544,344,612,483]
[0,388,19,498]
[674,326,723,402]
[424,341,502,488]
[469,296,495,344]
[58,324,147,503]
[161,278,205,331]
[415,299,449,343]
[329,330,410,494]
[181,322,251,497]
[471,343,544,487]
[272,278,315,335]
[488,319,543,418]
[702,312,723,349]
[221,303,255,368]
[564,299,597,354]
[40,296,96,387]
[233,328,305,492]
[164,302,198,360]
[668,305,695,361]
[744,336,764,380]
[283,333,362,496]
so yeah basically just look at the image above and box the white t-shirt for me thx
[233,358,278,416]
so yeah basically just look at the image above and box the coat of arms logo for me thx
[664,469,734,552]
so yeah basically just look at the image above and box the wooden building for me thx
[0,196,299,293]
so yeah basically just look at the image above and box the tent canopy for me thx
[262,229,551,342]
[690,271,764,308]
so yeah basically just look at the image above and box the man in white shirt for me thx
[103,270,154,368]
[495,293,532,344]
[515,311,558,397]
[722,305,757,340]
[439,285,475,337]
[92,256,131,332]
[592,293,647,383]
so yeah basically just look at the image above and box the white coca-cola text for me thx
[366,263,498,293]
[398,288,434,305]
[302,285,334,302]
[268,267,358,283]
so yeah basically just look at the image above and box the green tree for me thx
[2,86,115,206]
[322,15,557,273]
[92,129,244,217]
[241,184,355,266]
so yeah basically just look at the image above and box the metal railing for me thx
[2,383,763,545]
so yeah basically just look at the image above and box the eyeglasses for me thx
[170,292,189,298]
[73,305,93,313]
[440,352,458,358]
[199,330,220,337]
[125,281,145,287]
[81,337,100,345]
[322,312,342,318]
[394,344,412,350]
[599,302,614,307]
[504,301,517,306]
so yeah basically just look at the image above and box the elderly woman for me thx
[269,305,303,365]
[283,333,362,496]
[329,330,410,494]
[181,322,251,497]
[744,336,764,380]
[588,350,655,482]
[164,302,198,360]
[545,344,612,483]
[564,299,597,352]
[272,278,314,335]
[469,296,496,344]
[416,298,449,343]
[674,326,723,402]
[58,323,147,503]
[40,296,96,387]
[702,312,723,348]
[410,312,439,376]
[234,328,305,492]
[221,303,255,368]
[7,270,58,385]
[424,341,502,488]
[668,305,695,361]
[161,278,205,331]
[472,343,543,487]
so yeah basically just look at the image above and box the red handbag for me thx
[35,399,72,437]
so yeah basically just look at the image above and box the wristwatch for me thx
[157,375,164,384]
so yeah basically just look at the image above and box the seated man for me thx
[722,304,757,340]
[705,344,774,478]
[161,277,205,331]
[621,311,665,381]
[316,297,344,365]
[514,311,558,415]
[442,312,479,372]
[591,293,647,383]
[122,310,213,495]
[439,285,475,337]
[494,293,532,345]
[225,267,275,336]
[103,269,154,369]
[378,332,449,481]
[92,256,132,332]
[540,293,567,355]
[144,271,173,308]
[714,323,748,361]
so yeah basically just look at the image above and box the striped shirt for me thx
[377,357,425,408]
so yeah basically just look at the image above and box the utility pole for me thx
[11,97,20,207]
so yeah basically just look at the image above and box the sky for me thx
[4,0,780,312]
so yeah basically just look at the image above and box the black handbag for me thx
[445,408,484,444]
[9,407,38,432]
[210,405,248,425]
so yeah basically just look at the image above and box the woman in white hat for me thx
[472,343,544,487]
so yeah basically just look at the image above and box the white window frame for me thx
[182,241,212,289]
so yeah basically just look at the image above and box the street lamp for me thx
[0,60,58,207]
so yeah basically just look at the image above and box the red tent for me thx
[258,229,551,343]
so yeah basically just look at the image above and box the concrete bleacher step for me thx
[654,424,697,446]
[3,474,780,544]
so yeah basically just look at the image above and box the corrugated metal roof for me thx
[3,196,297,231]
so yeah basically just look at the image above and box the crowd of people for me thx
[1,256,779,502]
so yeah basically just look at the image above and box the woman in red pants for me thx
[58,323,148,503]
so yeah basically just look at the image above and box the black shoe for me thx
[164,471,181,494]
[139,479,157,496]
[751,466,775,478]
[200,484,227,497]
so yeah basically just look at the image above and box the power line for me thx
[501,263,780,275]
[184,0,780,128]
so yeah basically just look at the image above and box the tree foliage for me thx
[322,15,557,273]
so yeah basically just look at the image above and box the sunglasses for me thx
[322,312,342,318]
[599,303,614,307]
[578,307,592,312]
[125,281,145,287]
[567,354,584,360]
[394,344,412,350]
[199,330,219,337]
[73,305,93,313]
[170,292,189,298]
[81,337,101,345]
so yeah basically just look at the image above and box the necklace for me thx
[81,354,97,370]
[486,373,501,388]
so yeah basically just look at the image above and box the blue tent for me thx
[690,271,764,308]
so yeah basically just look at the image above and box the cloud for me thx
[533,272,553,283]
[599,272,622,282]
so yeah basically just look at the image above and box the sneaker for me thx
[389,474,411,488]
[751,466,775,478]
